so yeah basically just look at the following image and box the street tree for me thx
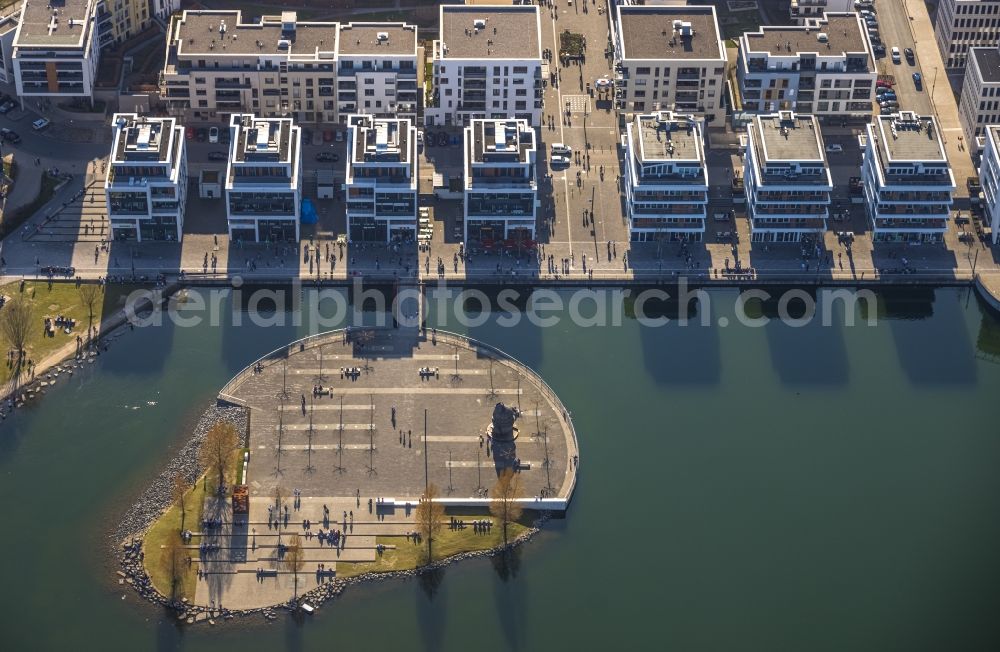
[198,421,238,493]
[414,483,445,563]
[282,533,306,599]
[77,283,102,337]
[1,294,32,383]
[490,468,524,545]
[171,471,188,531]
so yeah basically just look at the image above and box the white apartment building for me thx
[613,5,726,125]
[12,0,105,99]
[426,5,543,128]
[225,113,302,242]
[161,10,419,125]
[737,13,876,119]
[979,125,1000,243]
[958,46,1000,154]
[105,113,187,242]
[933,0,1000,70]
[336,23,418,123]
[344,114,418,243]
[744,112,832,243]
[622,111,708,242]
[862,112,955,244]
[790,0,854,23]
[463,118,537,244]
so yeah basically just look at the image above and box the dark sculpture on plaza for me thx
[488,402,520,441]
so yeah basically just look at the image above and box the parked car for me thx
[335,130,344,143]
[0,100,15,114]
[315,151,340,162]
[825,143,843,153]
[195,128,207,142]
[904,48,915,64]
[302,129,313,145]
[880,101,899,111]
[31,118,50,131]
[876,79,894,88]
[875,86,893,95]
[891,47,901,63]
[322,129,334,143]
[912,72,922,89]
[550,154,570,167]
[208,151,228,161]
[186,125,195,140]
[208,126,219,143]
[873,44,886,56]
[0,128,20,143]
[551,143,572,156]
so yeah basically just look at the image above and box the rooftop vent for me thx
[277,39,291,50]
[817,33,829,43]
[473,19,486,30]
[377,31,389,42]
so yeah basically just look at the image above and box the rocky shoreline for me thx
[114,404,548,625]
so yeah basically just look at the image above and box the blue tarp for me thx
[301,198,318,224]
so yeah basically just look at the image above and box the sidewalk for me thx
[904,0,976,196]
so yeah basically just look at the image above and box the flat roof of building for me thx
[439,5,540,60]
[337,23,417,56]
[874,112,946,162]
[635,112,703,163]
[173,10,337,57]
[349,115,412,165]
[470,118,534,165]
[972,47,1000,84]
[754,112,824,162]
[17,0,94,47]
[111,114,178,164]
[617,5,722,61]
[743,13,868,57]
[230,114,295,165]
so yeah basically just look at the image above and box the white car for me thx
[891,47,901,63]
[594,77,613,90]
[209,126,219,143]
[551,143,572,156]
[550,154,570,167]
[32,118,49,131]
[825,144,843,153]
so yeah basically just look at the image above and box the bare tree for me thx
[414,483,445,563]
[490,468,524,545]
[198,421,238,493]
[77,283,102,337]
[1,294,32,385]
[161,535,187,601]
[282,532,306,599]
[171,471,188,531]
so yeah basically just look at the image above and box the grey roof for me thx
[112,115,178,164]
[470,119,534,165]
[17,0,94,47]
[440,5,540,60]
[972,47,1000,84]
[743,13,868,57]
[635,113,703,163]
[174,11,337,57]
[754,113,824,162]
[338,23,417,57]
[230,114,294,165]
[349,115,413,166]
[617,5,722,61]
[874,113,946,163]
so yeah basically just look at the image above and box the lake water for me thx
[3,286,1000,652]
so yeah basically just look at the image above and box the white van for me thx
[550,143,572,156]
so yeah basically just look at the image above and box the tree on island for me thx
[282,533,306,600]
[414,483,445,563]
[77,283,102,342]
[1,294,32,386]
[161,535,187,601]
[199,421,238,494]
[171,471,188,531]
[490,468,524,545]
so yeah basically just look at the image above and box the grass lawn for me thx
[142,450,241,601]
[0,281,138,381]
[337,515,532,578]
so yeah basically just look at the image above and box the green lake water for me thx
[2,286,1000,651]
